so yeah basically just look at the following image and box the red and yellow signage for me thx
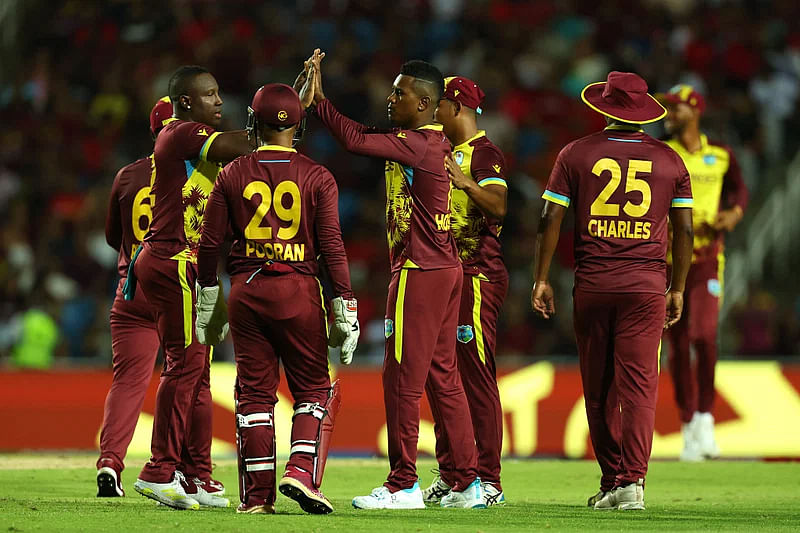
[1,362,799,458]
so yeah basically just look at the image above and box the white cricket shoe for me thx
[594,479,645,511]
[352,482,425,509]
[422,472,451,503]
[440,477,486,509]
[134,471,200,510]
[694,412,721,458]
[482,482,505,507]
[679,418,704,462]
[187,478,230,508]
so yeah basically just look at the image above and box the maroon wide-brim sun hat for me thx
[581,71,667,124]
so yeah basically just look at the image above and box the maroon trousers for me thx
[384,265,478,492]
[434,273,507,490]
[667,259,721,423]
[134,246,213,484]
[573,288,664,490]
[97,279,160,475]
[228,272,332,507]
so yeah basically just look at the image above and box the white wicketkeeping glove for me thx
[195,281,229,345]
[328,296,359,364]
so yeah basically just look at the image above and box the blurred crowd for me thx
[2,0,800,367]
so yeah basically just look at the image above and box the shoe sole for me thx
[440,501,487,509]
[236,505,275,514]
[618,503,646,510]
[352,499,425,510]
[279,477,334,514]
[134,485,200,510]
[97,472,123,497]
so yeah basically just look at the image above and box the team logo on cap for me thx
[454,89,460,97]
[493,164,501,173]
[278,110,288,121]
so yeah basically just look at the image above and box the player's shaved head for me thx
[168,65,211,102]
[400,60,444,102]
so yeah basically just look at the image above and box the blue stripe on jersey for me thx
[185,159,196,178]
[671,197,694,207]
[542,190,570,207]
[402,165,413,186]
[608,137,643,143]
[258,160,292,163]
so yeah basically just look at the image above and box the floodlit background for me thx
[1,0,799,368]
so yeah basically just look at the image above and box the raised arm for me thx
[531,201,567,319]
[315,169,354,299]
[314,99,425,167]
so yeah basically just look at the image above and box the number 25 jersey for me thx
[543,126,693,294]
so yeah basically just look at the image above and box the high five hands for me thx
[293,49,326,107]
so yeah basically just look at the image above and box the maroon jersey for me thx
[315,99,459,273]
[197,145,353,298]
[145,119,222,261]
[449,132,507,281]
[543,125,693,294]
[106,155,155,278]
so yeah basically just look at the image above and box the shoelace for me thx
[371,487,390,498]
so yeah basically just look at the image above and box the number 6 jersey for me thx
[542,125,693,294]
[105,155,155,278]
[196,145,353,298]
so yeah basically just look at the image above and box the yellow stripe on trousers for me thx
[394,269,409,363]
[472,276,486,364]
[315,277,334,378]
[177,259,193,348]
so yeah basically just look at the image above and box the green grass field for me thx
[1,455,798,532]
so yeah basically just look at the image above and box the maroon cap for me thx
[149,96,174,136]
[443,76,485,114]
[581,71,666,124]
[250,83,304,126]
[658,84,706,114]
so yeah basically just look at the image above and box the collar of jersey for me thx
[454,130,486,150]
[671,133,709,155]
[604,124,643,132]
[256,145,297,153]
[417,123,443,131]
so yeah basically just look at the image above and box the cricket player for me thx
[423,76,508,507]
[130,66,255,510]
[531,71,694,511]
[660,85,748,461]
[96,97,171,497]
[307,49,483,509]
[195,79,358,515]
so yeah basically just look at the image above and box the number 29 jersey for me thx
[197,145,352,297]
[542,126,693,294]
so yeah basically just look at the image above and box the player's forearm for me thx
[315,187,354,298]
[196,191,228,286]
[462,181,507,219]
[105,198,122,251]
[669,209,694,293]
[532,202,565,282]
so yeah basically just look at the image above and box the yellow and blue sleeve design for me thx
[199,132,221,161]
[671,197,694,208]
[542,189,570,207]
[478,177,507,188]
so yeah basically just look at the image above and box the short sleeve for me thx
[542,145,573,207]
[471,145,508,188]
[671,156,694,208]
[159,121,219,161]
